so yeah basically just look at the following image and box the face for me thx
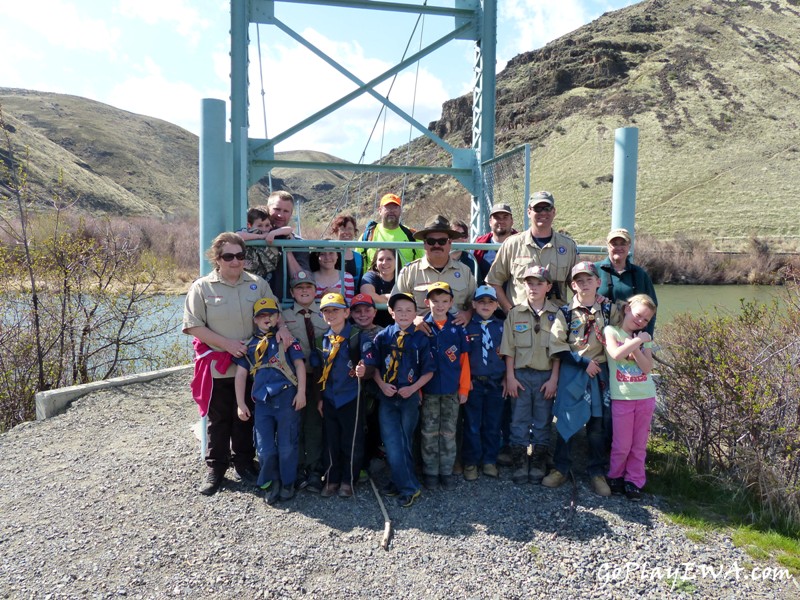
[351,304,377,328]
[473,297,498,319]
[254,312,279,332]
[268,198,294,228]
[217,241,245,281]
[490,212,513,237]
[452,227,469,242]
[524,277,552,302]
[375,249,396,275]
[570,273,600,297]
[378,202,401,228]
[321,306,349,329]
[625,302,654,332]
[608,237,630,263]
[318,251,338,270]
[291,282,316,306]
[423,234,451,261]
[336,221,357,240]
[251,216,270,230]
[425,292,453,318]
[389,299,416,328]
[528,203,556,231]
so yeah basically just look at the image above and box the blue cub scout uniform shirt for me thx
[423,313,469,395]
[235,331,304,400]
[364,324,436,403]
[311,323,375,408]
[465,315,505,379]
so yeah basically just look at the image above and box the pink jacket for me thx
[190,338,234,417]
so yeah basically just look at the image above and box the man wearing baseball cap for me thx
[473,202,518,284]
[486,191,578,313]
[360,193,420,267]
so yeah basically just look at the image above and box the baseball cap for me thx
[528,191,555,207]
[523,265,551,282]
[388,292,416,309]
[350,293,375,308]
[490,203,513,216]
[320,292,348,309]
[425,281,454,298]
[253,297,280,316]
[571,261,599,278]
[606,228,632,244]
[473,285,497,301]
[289,269,316,288]
[379,193,402,207]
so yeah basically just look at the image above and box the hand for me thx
[458,393,468,405]
[226,339,248,359]
[506,376,524,399]
[540,378,558,400]
[595,293,610,304]
[452,309,472,327]
[236,404,251,421]
[293,393,306,411]
[636,331,652,343]
[276,325,293,346]
[586,360,601,378]
[396,386,416,399]
[379,382,397,397]
[355,360,366,378]
[414,316,432,336]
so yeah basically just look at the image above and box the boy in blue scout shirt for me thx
[462,285,506,481]
[365,292,435,508]
[312,292,375,498]
[420,282,471,491]
[499,266,570,485]
[234,297,306,505]
[544,261,623,496]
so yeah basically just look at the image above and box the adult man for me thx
[266,190,311,301]
[391,214,477,326]
[473,202,519,284]
[486,191,578,313]
[361,193,420,268]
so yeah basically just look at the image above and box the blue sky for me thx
[0,0,637,163]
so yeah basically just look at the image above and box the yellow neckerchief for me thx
[317,331,346,391]
[383,328,407,384]
[251,328,298,386]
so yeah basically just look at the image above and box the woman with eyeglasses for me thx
[183,231,289,496]
[449,219,478,279]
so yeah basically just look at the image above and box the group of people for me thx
[183,189,659,508]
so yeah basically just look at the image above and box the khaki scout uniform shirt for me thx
[499,300,570,371]
[183,270,276,378]
[486,230,578,307]
[392,256,477,316]
[283,302,327,364]
[564,298,623,363]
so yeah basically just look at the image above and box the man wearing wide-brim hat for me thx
[391,214,477,326]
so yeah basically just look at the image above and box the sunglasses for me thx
[529,204,554,213]
[219,252,246,262]
[424,237,450,246]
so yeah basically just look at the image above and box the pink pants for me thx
[608,397,656,489]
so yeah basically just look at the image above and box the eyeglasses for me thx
[529,204,554,213]
[454,231,468,239]
[424,237,450,246]
[219,252,246,262]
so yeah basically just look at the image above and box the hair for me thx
[331,214,358,236]
[370,248,397,272]
[205,232,245,270]
[310,241,342,271]
[267,190,295,206]
[451,219,469,237]
[626,293,657,314]
[247,206,269,226]
[427,289,452,301]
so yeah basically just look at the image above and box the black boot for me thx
[529,444,549,483]
[266,480,282,505]
[511,446,529,485]
[199,468,224,496]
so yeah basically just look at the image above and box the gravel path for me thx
[1,371,797,599]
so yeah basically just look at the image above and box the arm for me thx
[604,328,648,361]
[374,369,397,398]
[397,371,434,398]
[541,358,559,400]
[360,282,389,304]
[265,226,293,242]
[292,358,307,410]
[504,354,524,398]
[457,353,470,403]
[491,283,513,314]
[238,230,263,241]
[185,325,247,358]
[234,366,251,420]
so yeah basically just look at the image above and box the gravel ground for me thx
[1,371,797,599]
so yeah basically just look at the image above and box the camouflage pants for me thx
[420,393,460,477]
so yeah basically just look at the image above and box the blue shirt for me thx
[365,323,436,403]
[235,330,304,400]
[465,314,505,379]
[311,323,375,408]
[422,313,469,395]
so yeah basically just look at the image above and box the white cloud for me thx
[501,0,590,58]
[115,0,212,45]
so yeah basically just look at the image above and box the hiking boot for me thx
[591,475,612,497]
[482,463,498,478]
[265,480,282,506]
[452,460,463,475]
[624,481,642,502]
[304,472,323,494]
[295,468,309,490]
[338,483,353,498]
[399,489,421,508]
[463,464,479,481]
[423,474,439,490]
[279,482,296,501]
[511,446,529,485]
[199,469,224,496]
[528,445,549,484]
[542,469,568,488]
[321,482,340,498]
[608,477,626,495]
[440,474,457,491]
[381,483,400,497]
[233,464,259,486]
[497,446,513,467]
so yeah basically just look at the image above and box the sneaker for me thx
[338,483,353,498]
[423,474,439,490]
[591,475,612,497]
[399,489,421,508]
[463,465,479,481]
[305,472,323,494]
[259,480,273,491]
[440,474,457,491]
[542,469,568,488]
[358,469,369,484]
[265,481,282,506]
[482,464,498,478]
[198,469,224,496]
[279,482,296,501]
[381,483,400,497]
[624,482,642,501]
[608,477,626,495]
[233,464,259,486]
[321,482,340,498]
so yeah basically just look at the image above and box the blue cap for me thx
[473,285,497,301]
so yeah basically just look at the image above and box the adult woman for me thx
[450,219,477,278]
[310,246,355,303]
[359,248,397,327]
[183,232,286,496]
[595,228,658,334]
[331,214,363,289]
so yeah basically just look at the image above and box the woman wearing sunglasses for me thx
[183,231,289,496]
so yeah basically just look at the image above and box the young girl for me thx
[603,294,658,501]
[311,245,355,303]
[359,248,397,327]
[330,215,363,289]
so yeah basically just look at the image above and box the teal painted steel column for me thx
[611,127,639,255]
[199,98,227,276]
[230,0,249,231]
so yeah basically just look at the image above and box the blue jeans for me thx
[510,369,552,447]
[462,375,505,465]
[253,386,300,487]
[379,395,421,496]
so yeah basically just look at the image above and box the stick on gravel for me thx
[369,476,392,550]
